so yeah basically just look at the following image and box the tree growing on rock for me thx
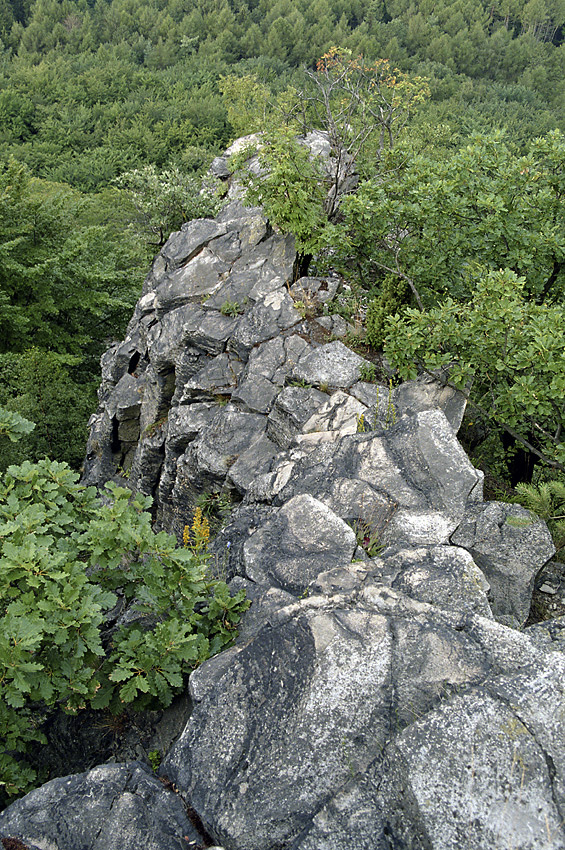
[223,48,430,254]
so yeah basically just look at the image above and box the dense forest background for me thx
[0,0,564,482]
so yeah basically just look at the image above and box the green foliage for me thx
[226,52,430,252]
[114,164,222,249]
[514,477,565,553]
[307,48,430,181]
[0,0,563,206]
[0,350,96,471]
[348,517,382,557]
[0,159,141,359]
[287,378,312,388]
[0,459,249,799]
[0,406,34,442]
[220,299,243,317]
[384,268,565,475]
[365,276,409,348]
[231,128,328,254]
[148,749,161,771]
[0,159,145,466]
[358,363,377,383]
[194,490,234,535]
[219,73,271,136]
[356,383,397,432]
[343,130,565,307]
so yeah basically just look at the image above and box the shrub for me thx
[0,459,249,799]
[365,275,409,349]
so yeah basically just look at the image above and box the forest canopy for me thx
[0,0,564,484]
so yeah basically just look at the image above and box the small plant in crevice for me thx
[356,383,397,433]
[325,285,369,329]
[93,710,130,738]
[340,330,381,358]
[286,378,312,389]
[148,749,162,772]
[356,412,368,433]
[183,506,211,554]
[193,490,234,533]
[348,517,382,557]
[513,478,565,555]
[358,362,377,383]
[292,295,319,320]
[220,300,243,317]
[142,414,169,439]
[384,387,397,428]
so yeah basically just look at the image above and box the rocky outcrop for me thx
[2,167,562,850]
[163,589,565,850]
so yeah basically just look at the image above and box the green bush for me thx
[383,268,565,479]
[0,349,96,472]
[365,275,409,349]
[0,458,249,799]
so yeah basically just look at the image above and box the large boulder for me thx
[0,763,202,850]
[162,581,565,850]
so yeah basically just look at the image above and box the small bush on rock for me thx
[0,459,249,800]
[365,275,409,349]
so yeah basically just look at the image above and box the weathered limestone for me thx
[162,584,565,850]
[452,500,555,627]
[242,493,357,592]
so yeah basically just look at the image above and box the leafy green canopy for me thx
[0,408,34,442]
[384,268,565,474]
[226,50,431,254]
[0,157,145,469]
[0,158,140,361]
[230,126,329,255]
[342,129,565,308]
[1,0,563,198]
[114,163,222,248]
[0,457,248,799]
[331,128,565,481]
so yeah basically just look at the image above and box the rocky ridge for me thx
[1,144,565,850]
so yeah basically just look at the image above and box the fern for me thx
[515,479,565,554]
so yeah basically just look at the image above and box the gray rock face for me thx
[242,494,357,592]
[291,340,370,389]
[160,218,227,271]
[394,370,468,432]
[375,544,493,618]
[452,501,555,627]
[163,583,565,850]
[0,763,201,850]
[48,149,561,850]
